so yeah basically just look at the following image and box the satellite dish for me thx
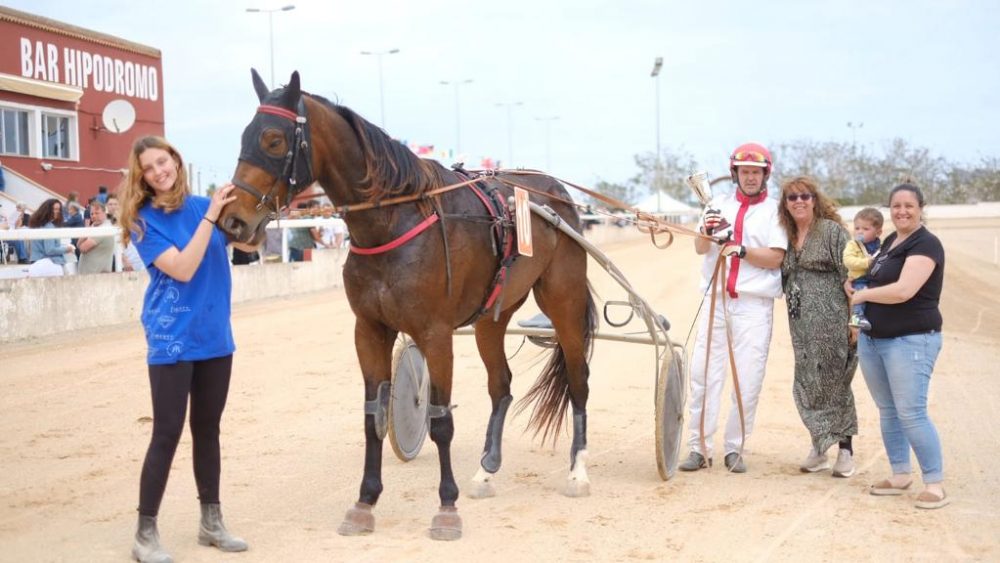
[101,100,136,133]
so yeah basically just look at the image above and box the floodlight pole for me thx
[245,5,296,88]
[651,56,663,212]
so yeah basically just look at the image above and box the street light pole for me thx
[535,116,559,171]
[361,49,400,128]
[245,5,296,88]
[496,101,524,168]
[440,79,473,155]
[650,56,663,212]
[847,121,864,150]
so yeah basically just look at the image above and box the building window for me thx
[42,114,70,159]
[1,108,30,156]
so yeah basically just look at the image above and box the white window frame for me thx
[0,100,79,161]
[0,105,31,156]
[41,110,76,160]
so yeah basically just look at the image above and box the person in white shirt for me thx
[679,142,788,474]
[317,205,347,249]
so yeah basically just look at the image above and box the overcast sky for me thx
[9,0,1000,192]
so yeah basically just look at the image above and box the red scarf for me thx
[726,188,767,298]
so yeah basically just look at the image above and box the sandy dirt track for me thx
[2,219,998,562]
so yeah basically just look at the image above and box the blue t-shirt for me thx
[132,196,235,365]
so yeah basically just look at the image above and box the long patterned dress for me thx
[781,218,858,454]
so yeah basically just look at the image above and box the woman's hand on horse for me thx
[207,184,239,221]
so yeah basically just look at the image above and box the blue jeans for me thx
[13,240,28,261]
[858,331,944,483]
[851,279,868,318]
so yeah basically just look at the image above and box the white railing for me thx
[0,218,349,268]
[0,225,123,272]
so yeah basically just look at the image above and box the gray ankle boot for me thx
[198,503,248,552]
[132,515,173,563]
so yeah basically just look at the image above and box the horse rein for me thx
[322,167,720,252]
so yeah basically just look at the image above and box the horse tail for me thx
[516,284,598,445]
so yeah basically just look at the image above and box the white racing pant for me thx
[686,294,774,458]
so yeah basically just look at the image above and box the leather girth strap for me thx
[455,172,518,327]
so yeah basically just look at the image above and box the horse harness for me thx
[348,166,518,327]
[450,166,518,326]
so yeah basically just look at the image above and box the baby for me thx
[843,207,883,331]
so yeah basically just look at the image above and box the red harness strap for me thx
[349,213,440,255]
[467,179,516,318]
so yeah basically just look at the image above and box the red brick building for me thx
[0,6,164,201]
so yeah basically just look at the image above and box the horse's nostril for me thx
[225,217,250,241]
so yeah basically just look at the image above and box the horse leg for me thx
[468,299,526,499]
[536,281,595,498]
[416,330,463,541]
[338,319,396,536]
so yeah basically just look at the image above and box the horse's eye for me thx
[260,129,287,157]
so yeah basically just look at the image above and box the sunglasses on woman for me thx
[785,193,814,202]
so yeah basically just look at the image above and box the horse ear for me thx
[251,68,269,102]
[287,71,301,99]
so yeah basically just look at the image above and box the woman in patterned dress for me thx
[778,176,859,478]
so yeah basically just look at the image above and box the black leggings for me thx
[138,355,233,516]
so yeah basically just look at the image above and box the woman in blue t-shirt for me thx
[118,136,252,561]
[849,183,948,509]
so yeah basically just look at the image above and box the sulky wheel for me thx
[655,345,686,480]
[388,336,431,462]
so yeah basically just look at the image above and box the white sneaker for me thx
[832,449,855,478]
[800,447,831,473]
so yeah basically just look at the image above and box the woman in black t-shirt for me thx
[849,184,948,509]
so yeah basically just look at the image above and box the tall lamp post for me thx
[245,5,296,88]
[847,121,864,150]
[440,79,473,155]
[535,116,560,171]
[650,56,663,212]
[360,48,400,128]
[496,101,524,168]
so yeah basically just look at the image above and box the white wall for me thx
[0,249,344,343]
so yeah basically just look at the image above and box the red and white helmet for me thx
[729,142,773,183]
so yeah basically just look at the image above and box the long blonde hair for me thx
[118,136,190,245]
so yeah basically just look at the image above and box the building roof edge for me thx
[0,6,161,59]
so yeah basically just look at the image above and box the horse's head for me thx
[220,69,314,245]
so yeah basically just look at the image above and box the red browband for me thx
[258,105,298,121]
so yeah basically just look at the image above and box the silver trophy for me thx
[685,171,712,206]
[686,170,729,232]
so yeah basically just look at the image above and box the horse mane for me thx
[305,92,444,202]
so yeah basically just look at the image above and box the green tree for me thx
[588,179,638,210]
[629,149,700,206]
[630,138,1000,207]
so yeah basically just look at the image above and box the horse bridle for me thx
[232,99,314,219]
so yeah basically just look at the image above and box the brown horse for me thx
[220,70,597,540]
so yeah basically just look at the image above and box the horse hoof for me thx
[428,506,462,541]
[466,478,496,499]
[563,478,591,498]
[337,502,375,536]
